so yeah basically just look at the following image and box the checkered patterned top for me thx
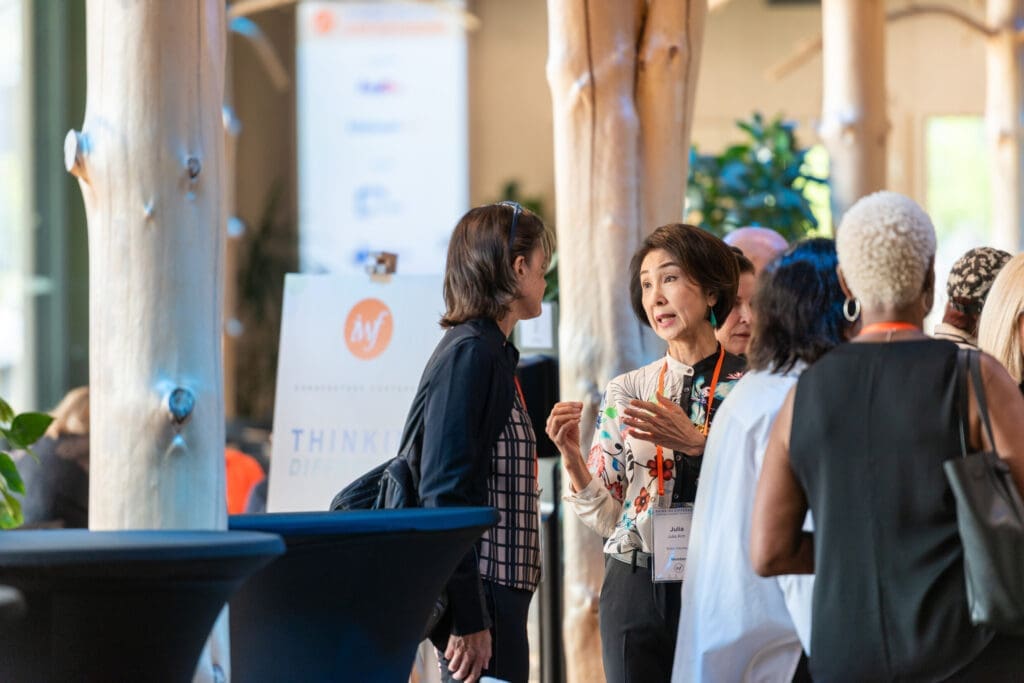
[478,390,541,591]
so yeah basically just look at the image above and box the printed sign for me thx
[267,274,444,512]
[296,0,468,275]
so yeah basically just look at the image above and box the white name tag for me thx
[652,505,694,582]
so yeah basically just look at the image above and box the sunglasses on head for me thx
[497,201,522,252]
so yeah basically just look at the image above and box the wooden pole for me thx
[67,0,227,532]
[547,1,706,679]
[637,0,708,230]
[820,0,888,222]
[66,4,229,677]
[986,0,1024,251]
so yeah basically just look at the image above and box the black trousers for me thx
[436,580,533,683]
[943,634,1024,681]
[599,555,681,683]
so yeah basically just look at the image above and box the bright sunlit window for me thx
[0,0,33,408]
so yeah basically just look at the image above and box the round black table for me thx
[0,529,284,682]
[229,507,498,682]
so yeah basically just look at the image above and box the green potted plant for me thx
[687,112,828,242]
[0,399,54,528]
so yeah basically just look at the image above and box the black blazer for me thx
[404,317,518,637]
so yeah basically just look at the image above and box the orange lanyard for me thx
[857,321,920,338]
[653,345,726,495]
[513,376,539,480]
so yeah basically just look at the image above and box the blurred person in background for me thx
[18,387,89,528]
[978,252,1024,394]
[724,227,788,274]
[716,248,756,356]
[935,247,1011,349]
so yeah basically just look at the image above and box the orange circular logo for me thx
[344,298,393,360]
[313,9,335,35]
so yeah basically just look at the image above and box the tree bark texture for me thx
[986,0,1024,251]
[820,0,887,222]
[66,1,228,532]
[547,2,706,680]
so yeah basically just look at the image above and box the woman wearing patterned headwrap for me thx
[934,246,1011,349]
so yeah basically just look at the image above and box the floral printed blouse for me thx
[565,347,746,555]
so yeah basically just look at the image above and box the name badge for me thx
[652,505,694,583]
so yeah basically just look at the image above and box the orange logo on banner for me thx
[313,9,335,35]
[344,298,393,360]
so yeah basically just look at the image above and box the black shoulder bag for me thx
[944,349,1024,634]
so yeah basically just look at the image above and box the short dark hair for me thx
[629,224,738,329]
[730,246,756,276]
[747,237,849,373]
[441,203,554,328]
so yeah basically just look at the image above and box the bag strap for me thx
[957,348,970,458]
[967,350,997,453]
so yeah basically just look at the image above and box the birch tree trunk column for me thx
[547,1,706,680]
[986,0,1024,251]
[637,0,707,230]
[820,0,887,222]
[65,1,227,532]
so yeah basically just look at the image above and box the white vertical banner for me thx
[296,0,468,275]
[267,274,444,512]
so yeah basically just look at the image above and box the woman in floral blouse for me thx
[547,223,746,682]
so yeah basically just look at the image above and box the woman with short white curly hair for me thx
[751,191,1024,680]
[834,190,936,319]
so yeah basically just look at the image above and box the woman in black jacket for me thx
[417,202,552,683]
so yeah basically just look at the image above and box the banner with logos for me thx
[296,1,468,275]
[267,273,445,512]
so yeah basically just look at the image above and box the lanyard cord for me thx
[653,345,726,495]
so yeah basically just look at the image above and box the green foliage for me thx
[687,112,827,242]
[496,180,558,303]
[0,401,53,529]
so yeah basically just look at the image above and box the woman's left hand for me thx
[622,395,706,456]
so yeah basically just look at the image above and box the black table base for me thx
[229,507,498,683]
[0,530,284,683]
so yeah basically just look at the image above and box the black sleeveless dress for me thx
[790,340,993,681]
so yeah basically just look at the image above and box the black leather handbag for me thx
[944,349,1024,634]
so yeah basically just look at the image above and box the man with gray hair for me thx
[934,246,1012,349]
[724,227,789,274]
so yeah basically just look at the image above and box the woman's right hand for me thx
[546,401,594,493]
[546,401,583,456]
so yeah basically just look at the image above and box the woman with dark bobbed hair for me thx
[547,223,745,681]
[674,238,850,682]
[752,192,1024,681]
[415,201,553,683]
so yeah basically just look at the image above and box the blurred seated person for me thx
[724,227,788,274]
[244,477,268,514]
[17,387,90,528]
[225,446,265,515]
[935,246,1011,349]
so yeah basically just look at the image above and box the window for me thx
[925,116,992,326]
[0,0,33,409]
